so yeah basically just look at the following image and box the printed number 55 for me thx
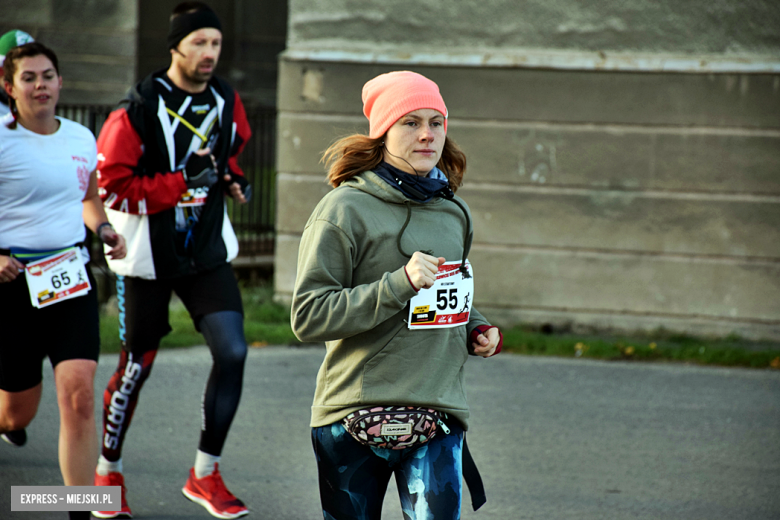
[437,289,457,310]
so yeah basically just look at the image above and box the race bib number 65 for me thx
[407,260,474,329]
[24,248,91,309]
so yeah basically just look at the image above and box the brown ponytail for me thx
[5,98,18,129]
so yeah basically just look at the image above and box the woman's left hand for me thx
[100,226,127,260]
[472,327,501,358]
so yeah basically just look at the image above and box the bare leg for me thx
[54,359,98,485]
[0,383,42,432]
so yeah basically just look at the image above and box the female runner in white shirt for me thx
[0,41,126,520]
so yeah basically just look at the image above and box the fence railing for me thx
[230,105,277,258]
[57,104,277,262]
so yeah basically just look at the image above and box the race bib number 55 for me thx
[407,260,473,329]
[24,248,91,309]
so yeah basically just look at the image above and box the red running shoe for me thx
[93,471,132,518]
[182,464,248,519]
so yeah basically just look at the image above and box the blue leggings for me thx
[312,422,464,520]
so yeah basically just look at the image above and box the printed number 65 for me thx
[51,272,71,289]
[437,288,457,310]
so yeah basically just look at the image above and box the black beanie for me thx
[167,7,222,50]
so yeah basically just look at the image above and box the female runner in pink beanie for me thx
[361,70,448,139]
[292,70,503,519]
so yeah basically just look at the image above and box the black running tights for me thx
[198,310,248,456]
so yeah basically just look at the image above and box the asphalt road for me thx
[1,346,779,519]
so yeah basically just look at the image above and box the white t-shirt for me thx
[0,116,98,250]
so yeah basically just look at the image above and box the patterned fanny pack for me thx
[341,406,451,450]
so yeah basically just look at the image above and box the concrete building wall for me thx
[287,0,780,55]
[274,1,780,339]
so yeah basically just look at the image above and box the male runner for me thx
[92,3,252,518]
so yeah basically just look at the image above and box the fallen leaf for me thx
[574,342,589,357]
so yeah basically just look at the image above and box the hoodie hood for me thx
[341,169,414,205]
[341,169,452,206]
[342,171,473,278]
[372,161,450,203]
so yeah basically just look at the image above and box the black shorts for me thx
[116,263,243,353]
[0,266,100,392]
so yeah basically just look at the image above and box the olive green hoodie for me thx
[292,171,493,429]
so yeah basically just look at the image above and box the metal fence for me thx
[230,105,277,258]
[57,104,277,261]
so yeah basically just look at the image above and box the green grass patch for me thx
[501,327,780,369]
[100,285,780,370]
[99,284,299,354]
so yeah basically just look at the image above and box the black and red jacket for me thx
[97,70,251,279]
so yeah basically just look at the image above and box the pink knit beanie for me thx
[362,71,448,139]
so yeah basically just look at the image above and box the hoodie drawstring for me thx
[397,201,433,258]
[396,192,472,279]
[445,193,473,279]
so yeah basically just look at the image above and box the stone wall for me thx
[274,0,780,339]
[1,0,137,104]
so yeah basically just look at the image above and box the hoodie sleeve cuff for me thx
[403,266,420,292]
[469,325,503,357]
[388,266,420,304]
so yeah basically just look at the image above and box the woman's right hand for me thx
[0,255,25,283]
[405,251,445,290]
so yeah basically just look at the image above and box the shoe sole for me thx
[181,487,248,519]
[91,512,132,519]
[1,433,26,447]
